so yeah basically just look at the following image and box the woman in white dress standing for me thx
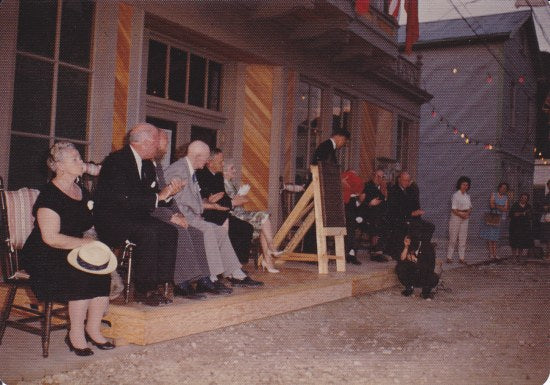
[447,176,472,264]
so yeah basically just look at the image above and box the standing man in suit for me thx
[151,130,212,299]
[94,123,184,306]
[164,140,263,289]
[196,148,254,264]
[306,128,358,263]
[311,128,351,165]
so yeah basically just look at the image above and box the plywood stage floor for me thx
[1,259,399,347]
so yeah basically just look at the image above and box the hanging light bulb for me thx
[452,68,458,74]
[465,138,470,144]
[453,128,459,135]
[460,133,465,138]
[518,75,525,84]
[486,74,493,83]
[431,110,437,118]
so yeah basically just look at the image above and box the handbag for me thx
[484,209,501,227]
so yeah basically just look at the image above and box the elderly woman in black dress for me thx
[509,192,534,259]
[21,142,114,356]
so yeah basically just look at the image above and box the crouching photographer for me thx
[396,234,440,300]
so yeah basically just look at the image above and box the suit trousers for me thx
[187,217,243,277]
[447,214,469,260]
[97,216,178,293]
[227,215,254,264]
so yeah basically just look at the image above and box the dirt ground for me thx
[14,260,550,385]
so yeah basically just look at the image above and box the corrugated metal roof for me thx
[397,10,531,44]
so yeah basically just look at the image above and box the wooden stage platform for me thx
[1,260,399,347]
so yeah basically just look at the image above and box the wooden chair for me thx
[0,176,69,357]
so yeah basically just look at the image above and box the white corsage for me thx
[87,200,94,210]
[150,181,156,188]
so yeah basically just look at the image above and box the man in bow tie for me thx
[94,123,184,306]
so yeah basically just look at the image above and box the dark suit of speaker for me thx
[311,139,337,165]
[94,145,178,293]
[195,168,254,264]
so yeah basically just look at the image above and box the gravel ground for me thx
[17,260,550,385]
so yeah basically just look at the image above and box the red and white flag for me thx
[404,0,419,55]
[388,0,400,19]
[355,0,370,15]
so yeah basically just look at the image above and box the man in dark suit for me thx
[94,123,184,306]
[196,148,254,264]
[386,171,435,260]
[361,169,391,262]
[311,128,351,165]
[306,128,359,263]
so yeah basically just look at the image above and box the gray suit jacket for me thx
[164,157,204,226]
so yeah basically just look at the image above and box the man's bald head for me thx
[398,171,411,189]
[128,123,159,160]
[187,140,210,170]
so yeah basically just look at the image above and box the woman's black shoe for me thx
[65,334,94,356]
[84,332,115,350]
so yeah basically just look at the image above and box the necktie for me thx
[192,172,197,183]
[141,164,146,181]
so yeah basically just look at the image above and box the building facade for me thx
[399,11,540,239]
[0,0,430,225]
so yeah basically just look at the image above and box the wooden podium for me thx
[273,163,346,274]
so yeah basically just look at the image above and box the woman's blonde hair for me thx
[46,141,77,172]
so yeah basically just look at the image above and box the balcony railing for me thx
[395,55,421,87]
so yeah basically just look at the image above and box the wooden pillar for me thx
[112,2,133,151]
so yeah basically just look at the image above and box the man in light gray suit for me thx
[164,140,263,289]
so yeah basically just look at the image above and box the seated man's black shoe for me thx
[346,256,362,265]
[135,290,163,306]
[401,286,414,297]
[174,282,207,300]
[227,276,264,287]
[370,251,390,263]
[213,280,233,294]
[195,277,221,294]
[420,290,434,300]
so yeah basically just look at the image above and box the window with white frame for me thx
[9,0,94,189]
[396,117,410,171]
[332,93,352,169]
[146,38,222,111]
[295,81,322,184]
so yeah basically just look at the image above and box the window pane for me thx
[191,125,217,149]
[147,40,167,97]
[55,66,89,140]
[332,95,342,131]
[60,0,94,67]
[12,55,53,135]
[168,47,187,103]
[17,0,57,58]
[207,61,222,111]
[188,54,206,107]
[342,98,351,131]
[309,85,322,157]
[8,135,50,190]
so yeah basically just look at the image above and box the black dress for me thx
[20,182,110,302]
[509,202,534,249]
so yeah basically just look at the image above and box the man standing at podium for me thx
[305,129,359,264]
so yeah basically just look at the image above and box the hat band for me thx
[76,255,109,271]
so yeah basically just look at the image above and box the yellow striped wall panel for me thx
[112,2,133,151]
[242,65,274,211]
